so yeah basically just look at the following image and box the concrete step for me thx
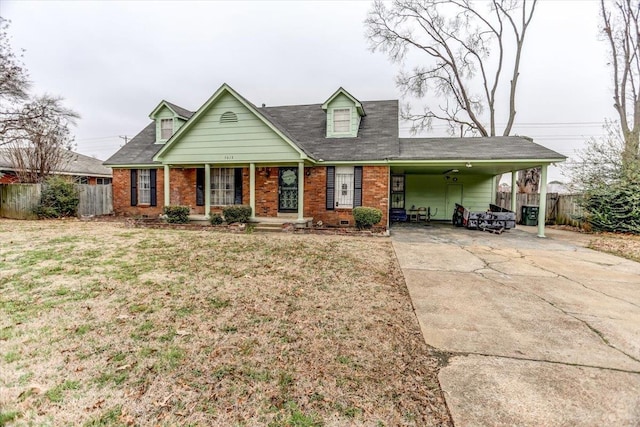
[253,225,285,233]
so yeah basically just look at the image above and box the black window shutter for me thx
[150,169,157,206]
[354,166,363,207]
[130,169,137,206]
[234,168,243,204]
[326,166,335,210]
[196,168,204,206]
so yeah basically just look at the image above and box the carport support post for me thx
[164,165,170,207]
[538,164,548,238]
[250,163,256,220]
[297,161,304,221]
[204,164,211,219]
[510,171,517,213]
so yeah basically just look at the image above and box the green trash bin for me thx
[521,205,539,226]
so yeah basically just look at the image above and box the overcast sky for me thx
[2,0,614,182]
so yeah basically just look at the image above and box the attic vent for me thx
[220,111,238,123]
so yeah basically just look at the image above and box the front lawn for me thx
[0,220,451,426]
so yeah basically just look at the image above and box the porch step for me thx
[253,223,286,233]
[250,216,314,233]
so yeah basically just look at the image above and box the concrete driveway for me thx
[391,224,640,426]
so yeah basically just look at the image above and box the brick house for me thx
[104,84,565,233]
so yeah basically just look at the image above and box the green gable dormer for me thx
[322,87,366,138]
[149,100,192,144]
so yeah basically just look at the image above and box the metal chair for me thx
[417,207,427,222]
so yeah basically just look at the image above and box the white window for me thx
[138,169,151,204]
[211,168,235,205]
[335,166,354,208]
[160,118,173,140]
[97,178,112,185]
[333,108,351,133]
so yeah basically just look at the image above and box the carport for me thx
[387,136,566,237]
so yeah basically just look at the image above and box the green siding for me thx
[158,93,302,163]
[326,93,360,137]
[154,106,175,143]
[405,174,494,220]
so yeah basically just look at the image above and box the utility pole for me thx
[118,135,129,146]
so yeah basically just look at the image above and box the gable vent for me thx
[220,111,238,123]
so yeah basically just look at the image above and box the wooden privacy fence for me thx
[0,184,113,219]
[76,184,113,217]
[495,192,584,226]
[0,184,41,219]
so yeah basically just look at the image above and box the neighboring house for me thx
[498,183,511,193]
[104,84,565,233]
[0,148,113,184]
[547,181,571,194]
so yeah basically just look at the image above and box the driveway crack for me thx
[444,351,640,375]
[495,279,640,365]
[522,255,640,310]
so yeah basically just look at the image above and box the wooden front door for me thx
[278,167,298,212]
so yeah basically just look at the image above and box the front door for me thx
[278,167,298,212]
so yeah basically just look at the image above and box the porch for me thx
[162,162,308,223]
[188,213,314,228]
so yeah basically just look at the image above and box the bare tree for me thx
[366,0,537,137]
[565,120,629,191]
[600,0,640,175]
[0,17,30,105]
[5,96,78,183]
[0,17,79,182]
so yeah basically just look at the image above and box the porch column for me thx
[204,164,211,219]
[510,170,517,213]
[538,164,548,238]
[250,163,256,220]
[164,165,170,206]
[297,161,304,221]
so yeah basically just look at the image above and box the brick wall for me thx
[112,168,165,217]
[255,167,279,216]
[305,166,389,227]
[169,168,199,213]
[113,165,389,226]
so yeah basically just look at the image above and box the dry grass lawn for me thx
[0,219,451,426]
[588,232,640,263]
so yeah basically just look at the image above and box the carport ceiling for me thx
[389,161,558,176]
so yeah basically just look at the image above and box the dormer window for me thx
[160,119,173,140]
[333,108,351,133]
[322,88,365,138]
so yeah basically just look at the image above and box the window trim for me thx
[138,169,151,205]
[210,167,236,206]
[160,118,173,140]
[335,166,354,209]
[332,107,351,134]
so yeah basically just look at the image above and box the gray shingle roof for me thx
[395,137,566,161]
[164,101,194,119]
[0,148,112,176]
[104,122,161,165]
[104,95,565,166]
[261,100,399,161]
